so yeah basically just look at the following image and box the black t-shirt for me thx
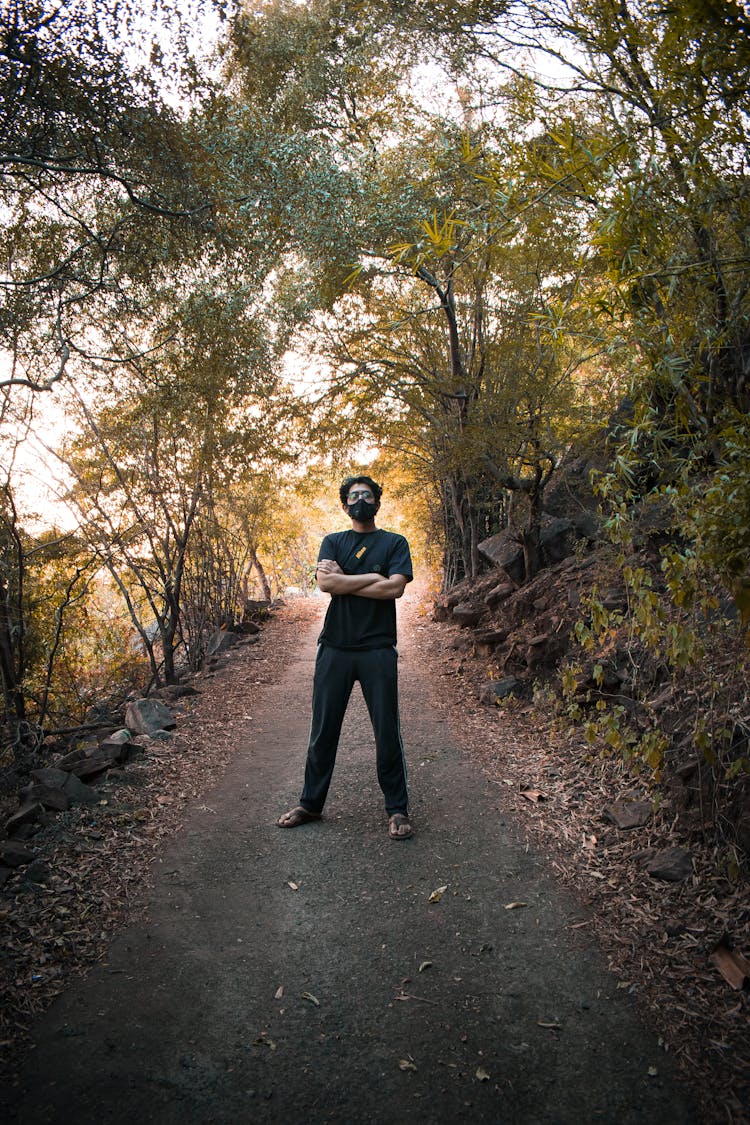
[317,528,413,650]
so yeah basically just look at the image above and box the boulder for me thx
[479,517,594,581]
[204,629,241,661]
[69,743,125,779]
[18,782,69,812]
[473,629,509,657]
[484,583,516,610]
[453,604,484,628]
[477,530,525,581]
[540,518,578,565]
[479,677,522,704]
[101,728,131,746]
[55,747,90,770]
[646,847,693,882]
[30,767,98,806]
[61,773,100,806]
[603,800,653,830]
[5,801,45,836]
[0,840,37,867]
[30,767,71,787]
[125,698,177,735]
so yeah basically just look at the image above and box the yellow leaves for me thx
[300,991,320,1006]
[428,884,448,903]
[419,209,466,253]
[388,209,466,274]
[343,261,364,288]
[398,1058,418,1072]
[460,131,483,165]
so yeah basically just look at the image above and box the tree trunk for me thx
[248,546,272,601]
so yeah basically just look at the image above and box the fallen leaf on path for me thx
[274,985,284,1000]
[300,991,320,1006]
[520,786,548,803]
[253,1033,277,1050]
[418,961,433,972]
[398,1059,418,1072]
[476,1067,490,1082]
[504,901,527,910]
[537,1020,562,1030]
[709,936,750,990]
[287,881,299,891]
[428,885,448,903]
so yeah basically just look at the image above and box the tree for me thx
[1,0,225,393]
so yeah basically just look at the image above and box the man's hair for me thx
[339,475,382,506]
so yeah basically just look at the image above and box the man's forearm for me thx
[317,570,383,595]
[351,575,407,600]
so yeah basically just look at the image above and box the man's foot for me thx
[277,806,321,828]
[388,813,413,840]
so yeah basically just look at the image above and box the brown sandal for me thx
[388,813,413,840]
[277,806,321,828]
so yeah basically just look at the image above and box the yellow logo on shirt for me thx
[355,546,367,559]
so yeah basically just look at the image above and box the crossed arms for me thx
[316,558,409,600]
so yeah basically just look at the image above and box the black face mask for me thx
[347,498,378,522]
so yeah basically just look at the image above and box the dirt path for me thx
[2,594,697,1124]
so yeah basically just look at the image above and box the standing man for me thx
[277,475,414,840]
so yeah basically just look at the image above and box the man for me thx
[277,475,414,840]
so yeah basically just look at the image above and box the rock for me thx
[485,583,516,609]
[149,730,173,741]
[525,633,553,671]
[646,847,693,882]
[237,619,261,636]
[61,773,100,806]
[18,782,69,812]
[601,588,627,611]
[0,865,12,886]
[477,530,525,582]
[603,800,653,830]
[572,511,600,540]
[98,737,131,758]
[32,765,99,806]
[473,629,509,657]
[479,677,521,704]
[5,801,44,836]
[30,767,71,787]
[0,840,37,867]
[55,747,90,770]
[540,517,578,564]
[22,859,50,885]
[157,684,200,699]
[101,728,132,745]
[452,603,484,628]
[205,629,241,658]
[69,743,124,779]
[243,598,271,619]
[125,698,177,735]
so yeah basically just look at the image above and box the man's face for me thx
[345,485,376,507]
[343,484,379,520]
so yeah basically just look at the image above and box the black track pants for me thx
[300,644,408,816]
